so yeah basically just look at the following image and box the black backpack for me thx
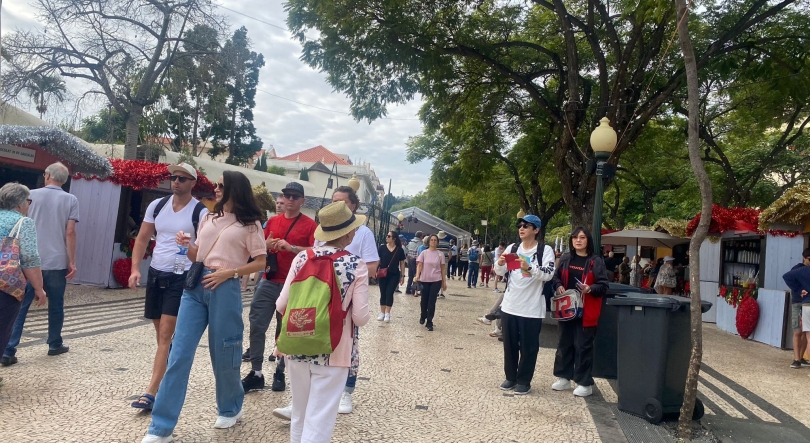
[153,196,206,237]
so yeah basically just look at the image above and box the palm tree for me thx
[25,74,66,119]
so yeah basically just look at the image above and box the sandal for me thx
[131,393,155,410]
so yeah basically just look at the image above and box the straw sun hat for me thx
[315,201,367,242]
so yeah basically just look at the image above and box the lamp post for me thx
[481,219,488,246]
[517,208,526,219]
[589,117,618,254]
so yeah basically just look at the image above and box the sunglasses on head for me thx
[517,222,536,229]
[169,175,193,183]
[283,193,303,200]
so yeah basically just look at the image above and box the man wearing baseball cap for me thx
[127,163,208,410]
[242,181,317,393]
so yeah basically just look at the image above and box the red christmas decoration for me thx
[687,204,799,238]
[112,257,132,287]
[736,295,760,339]
[73,159,215,193]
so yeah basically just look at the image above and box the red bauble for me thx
[736,296,760,339]
[112,257,132,287]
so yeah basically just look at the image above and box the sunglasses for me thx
[517,222,536,229]
[169,175,194,183]
[216,182,225,190]
[283,193,303,200]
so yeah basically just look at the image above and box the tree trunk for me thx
[675,0,713,437]
[123,106,143,160]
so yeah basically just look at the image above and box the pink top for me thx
[196,213,266,270]
[276,246,369,368]
[417,249,446,283]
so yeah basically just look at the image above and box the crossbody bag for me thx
[265,214,302,278]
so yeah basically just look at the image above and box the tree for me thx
[208,27,264,164]
[254,151,267,171]
[3,0,222,159]
[298,167,309,181]
[286,0,807,228]
[77,107,127,144]
[24,73,66,119]
[676,0,713,437]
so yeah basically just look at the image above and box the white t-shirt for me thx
[494,243,555,319]
[314,224,380,264]
[143,196,208,272]
[494,246,504,261]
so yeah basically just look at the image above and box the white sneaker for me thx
[377,313,385,321]
[551,378,572,391]
[141,435,173,443]
[338,391,353,414]
[384,313,391,323]
[477,316,492,325]
[573,385,593,397]
[272,404,292,421]
[213,409,243,429]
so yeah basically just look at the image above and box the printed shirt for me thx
[494,243,556,318]
[276,245,369,368]
[0,210,40,268]
[264,213,318,283]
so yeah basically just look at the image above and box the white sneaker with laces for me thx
[384,313,391,323]
[477,316,492,325]
[551,378,572,391]
[377,313,385,321]
[573,385,593,397]
[338,391,353,414]
[214,409,243,429]
[273,404,292,421]
[141,434,173,443]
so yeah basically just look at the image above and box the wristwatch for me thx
[291,245,299,253]
[233,269,239,279]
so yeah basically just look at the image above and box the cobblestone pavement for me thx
[2,280,810,442]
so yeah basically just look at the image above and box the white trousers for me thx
[288,358,349,443]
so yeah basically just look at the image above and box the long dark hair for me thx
[388,230,403,254]
[569,226,595,257]
[213,170,263,226]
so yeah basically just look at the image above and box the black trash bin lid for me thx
[607,295,713,313]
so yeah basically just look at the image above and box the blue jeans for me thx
[467,262,480,287]
[4,269,68,356]
[148,270,244,437]
[345,327,358,393]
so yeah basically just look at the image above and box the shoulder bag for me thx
[0,218,28,300]
[265,214,302,278]
[184,220,238,289]
[376,247,398,279]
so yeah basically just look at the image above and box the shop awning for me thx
[0,103,112,177]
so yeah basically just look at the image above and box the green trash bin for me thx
[606,295,712,423]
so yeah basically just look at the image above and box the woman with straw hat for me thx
[274,201,370,443]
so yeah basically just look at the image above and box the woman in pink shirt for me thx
[275,201,370,443]
[415,234,447,331]
[142,171,267,443]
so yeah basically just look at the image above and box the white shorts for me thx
[802,306,810,332]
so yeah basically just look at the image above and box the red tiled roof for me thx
[276,145,351,165]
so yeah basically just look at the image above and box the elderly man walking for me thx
[2,162,78,366]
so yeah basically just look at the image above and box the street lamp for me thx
[397,213,404,222]
[589,117,618,254]
[481,219,488,246]
[517,208,526,219]
[347,174,360,192]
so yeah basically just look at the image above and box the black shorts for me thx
[144,267,185,319]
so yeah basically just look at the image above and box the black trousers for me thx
[447,257,457,277]
[406,258,417,293]
[458,261,468,278]
[501,311,543,386]
[553,317,597,386]
[378,274,400,307]
[419,281,441,325]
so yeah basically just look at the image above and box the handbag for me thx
[376,247,399,279]
[265,214,302,278]
[184,220,238,289]
[0,218,28,300]
[550,288,583,321]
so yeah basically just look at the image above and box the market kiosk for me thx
[689,205,803,348]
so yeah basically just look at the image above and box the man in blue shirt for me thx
[783,248,810,369]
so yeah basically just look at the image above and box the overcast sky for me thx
[2,1,431,196]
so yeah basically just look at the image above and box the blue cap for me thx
[517,214,542,229]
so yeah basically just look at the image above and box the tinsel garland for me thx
[112,257,132,287]
[119,238,155,259]
[718,285,758,308]
[0,125,112,176]
[759,184,810,228]
[73,159,215,193]
[687,204,799,238]
[652,218,688,238]
[253,184,277,220]
[736,296,760,339]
